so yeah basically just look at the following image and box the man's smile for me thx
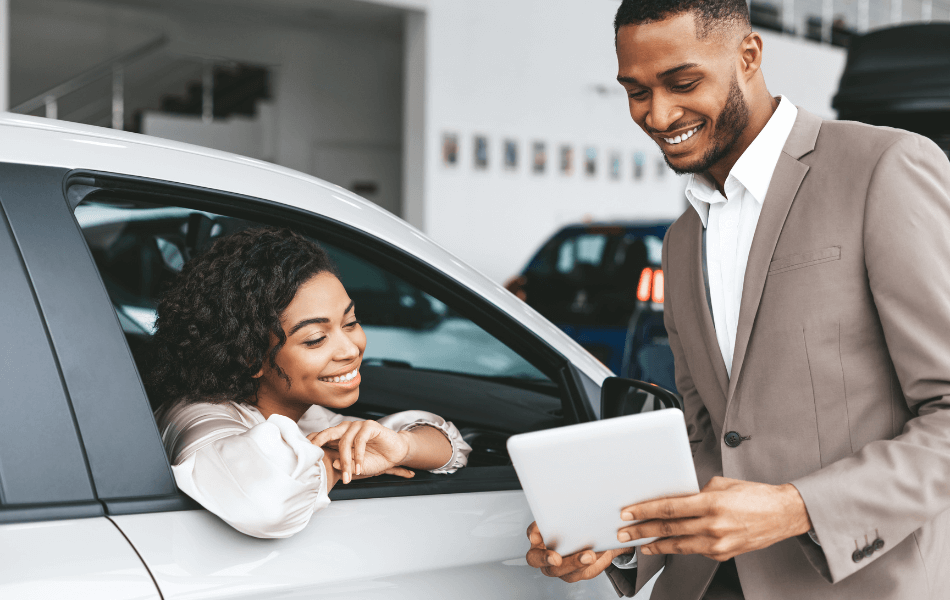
[656,122,705,151]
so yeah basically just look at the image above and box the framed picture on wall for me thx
[532,141,546,174]
[609,151,621,180]
[584,146,597,177]
[633,151,645,180]
[441,133,459,167]
[474,135,489,169]
[504,139,518,170]
[560,145,573,175]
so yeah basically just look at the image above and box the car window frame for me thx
[62,169,597,510]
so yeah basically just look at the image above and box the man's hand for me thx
[617,476,812,562]
[525,522,633,583]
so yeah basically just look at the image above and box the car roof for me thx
[0,114,611,383]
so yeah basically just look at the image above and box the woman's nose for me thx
[334,332,361,361]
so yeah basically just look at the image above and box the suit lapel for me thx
[726,109,822,402]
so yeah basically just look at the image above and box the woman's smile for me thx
[318,367,361,389]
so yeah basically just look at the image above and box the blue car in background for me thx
[506,221,676,391]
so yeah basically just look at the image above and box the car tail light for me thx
[652,270,664,304]
[637,267,653,302]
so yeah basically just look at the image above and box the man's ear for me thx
[738,31,764,80]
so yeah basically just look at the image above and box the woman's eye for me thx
[304,336,327,347]
[345,319,361,329]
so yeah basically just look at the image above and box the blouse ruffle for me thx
[155,400,471,538]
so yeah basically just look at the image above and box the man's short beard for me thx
[663,75,750,176]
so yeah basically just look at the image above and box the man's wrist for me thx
[779,483,813,538]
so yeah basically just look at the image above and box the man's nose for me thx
[645,93,684,134]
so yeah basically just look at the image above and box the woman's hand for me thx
[308,420,412,483]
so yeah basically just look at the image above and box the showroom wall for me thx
[11,0,406,215]
[420,0,847,284]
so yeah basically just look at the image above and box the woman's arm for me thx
[398,425,453,470]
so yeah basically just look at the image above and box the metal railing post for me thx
[202,60,214,124]
[111,65,124,130]
[44,95,57,120]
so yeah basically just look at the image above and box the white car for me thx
[0,114,648,599]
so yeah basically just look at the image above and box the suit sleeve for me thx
[792,134,950,583]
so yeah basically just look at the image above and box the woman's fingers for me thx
[337,423,360,483]
[308,423,350,448]
[352,424,380,476]
[382,467,415,478]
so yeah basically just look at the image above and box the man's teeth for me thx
[664,126,700,145]
[320,368,359,383]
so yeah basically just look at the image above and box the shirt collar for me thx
[685,96,798,228]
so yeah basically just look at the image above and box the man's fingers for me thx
[539,550,596,578]
[558,551,617,583]
[641,535,707,558]
[526,548,561,569]
[526,522,546,548]
[617,517,704,543]
[620,493,708,522]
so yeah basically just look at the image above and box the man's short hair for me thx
[614,0,751,40]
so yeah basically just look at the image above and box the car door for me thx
[5,165,619,600]
[0,168,161,600]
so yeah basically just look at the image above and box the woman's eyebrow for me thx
[288,301,355,337]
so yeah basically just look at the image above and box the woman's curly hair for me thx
[146,226,338,406]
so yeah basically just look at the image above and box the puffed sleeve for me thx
[156,401,330,539]
[376,410,472,474]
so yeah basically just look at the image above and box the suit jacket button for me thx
[873,538,885,551]
[862,545,874,558]
[724,432,742,447]
[852,550,864,563]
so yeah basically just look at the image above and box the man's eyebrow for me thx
[617,63,701,85]
[288,301,355,337]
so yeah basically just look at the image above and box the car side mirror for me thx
[601,376,683,419]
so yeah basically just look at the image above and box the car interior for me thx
[75,197,568,478]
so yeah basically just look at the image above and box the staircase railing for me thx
[10,35,168,129]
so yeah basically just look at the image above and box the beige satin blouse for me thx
[155,400,471,539]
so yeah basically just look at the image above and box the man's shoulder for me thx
[811,117,933,163]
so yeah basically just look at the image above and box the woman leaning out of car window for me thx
[149,227,471,538]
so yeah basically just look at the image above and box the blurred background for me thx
[1,0,947,381]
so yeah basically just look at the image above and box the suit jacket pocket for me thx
[769,246,841,274]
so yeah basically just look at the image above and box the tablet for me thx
[507,408,699,556]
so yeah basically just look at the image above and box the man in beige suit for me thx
[525,0,950,598]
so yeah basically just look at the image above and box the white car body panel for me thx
[0,518,160,599]
[1,115,622,598]
[0,114,612,386]
[112,492,617,599]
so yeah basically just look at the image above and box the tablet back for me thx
[507,408,699,555]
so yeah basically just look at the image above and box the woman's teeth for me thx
[320,368,359,383]
[664,126,700,145]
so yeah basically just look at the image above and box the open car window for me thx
[75,195,566,480]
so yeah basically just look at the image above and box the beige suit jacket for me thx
[610,108,950,599]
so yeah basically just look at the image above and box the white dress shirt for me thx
[155,400,471,538]
[685,96,798,377]
[611,97,799,573]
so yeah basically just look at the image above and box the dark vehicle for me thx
[833,23,950,158]
[506,221,676,390]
